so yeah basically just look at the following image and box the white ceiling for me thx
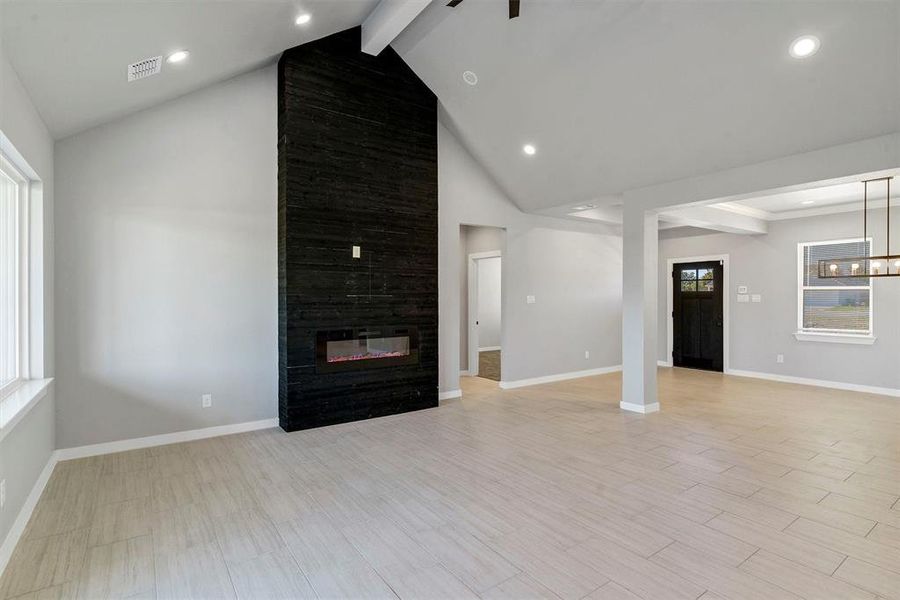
[0,0,379,138]
[394,0,900,212]
[724,179,892,214]
[2,0,898,216]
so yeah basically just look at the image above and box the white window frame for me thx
[0,151,30,399]
[795,238,874,343]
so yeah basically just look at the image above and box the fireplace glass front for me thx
[316,327,419,373]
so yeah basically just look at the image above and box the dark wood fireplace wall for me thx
[277,27,439,431]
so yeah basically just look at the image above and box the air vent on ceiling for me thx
[127,56,162,82]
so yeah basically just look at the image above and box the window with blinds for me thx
[798,239,871,334]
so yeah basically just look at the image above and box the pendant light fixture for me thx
[818,177,899,278]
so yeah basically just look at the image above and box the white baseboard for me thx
[726,369,900,398]
[0,451,57,577]
[459,370,472,377]
[620,401,660,414]
[478,346,501,352]
[657,360,672,367]
[56,418,279,461]
[439,389,462,402]
[499,365,622,390]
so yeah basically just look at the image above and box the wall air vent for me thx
[127,56,162,82]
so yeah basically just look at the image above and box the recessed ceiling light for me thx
[295,13,311,25]
[522,144,536,156]
[166,50,190,64]
[801,200,816,205]
[789,35,820,59]
[462,70,478,86]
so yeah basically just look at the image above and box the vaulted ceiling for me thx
[2,0,898,216]
[393,0,900,212]
[0,0,378,138]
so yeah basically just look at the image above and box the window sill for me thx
[0,378,53,444]
[793,332,876,345]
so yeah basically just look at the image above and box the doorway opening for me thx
[460,225,505,382]
[668,257,727,372]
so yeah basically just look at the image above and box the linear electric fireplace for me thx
[317,327,419,373]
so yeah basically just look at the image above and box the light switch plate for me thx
[737,294,750,303]
[737,285,748,294]
[751,294,762,303]
[526,295,536,304]
[352,245,361,259]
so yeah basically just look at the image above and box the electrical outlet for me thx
[1,479,6,509]
[201,394,212,408]
[776,354,784,364]
[584,350,590,359]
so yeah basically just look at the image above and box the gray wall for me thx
[439,118,623,390]
[659,210,900,390]
[459,225,505,371]
[0,46,55,557]
[50,65,626,446]
[54,66,278,448]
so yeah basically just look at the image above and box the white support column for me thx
[621,205,660,414]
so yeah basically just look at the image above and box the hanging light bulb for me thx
[817,177,898,278]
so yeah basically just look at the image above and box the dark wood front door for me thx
[673,261,724,372]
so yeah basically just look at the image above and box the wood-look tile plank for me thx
[388,565,479,600]
[479,573,559,600]
[867,523,900,549]
[706,511,845,574]
[75,535,154,599]
[87,497,152,547]
[213,508,284,565]
[740,550,875,599]
[683,484,797,530]
[785,518,900,574]
[3,583,77,600]
[150,502,217,557]
[0,530,88,599]
[566,534,705,600]
[632,507,757,567]
[302,557,399,600]
[650,541,801,600]
[751,487,876,535]
[485,529,608,600]
[410,524,519,593]
[663,462,760,497]
[342,517,439,582]
[584,581,643,600]
[154,541,235,600]
[95,470,151,506]
[834,558,900,600]
[821,493,900,529]
[277,509,363,574]
[227,549,316,600]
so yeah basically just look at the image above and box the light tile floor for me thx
[2,368,898,599]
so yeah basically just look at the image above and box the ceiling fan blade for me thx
[447,0,464,7]
[509,0,520,18]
